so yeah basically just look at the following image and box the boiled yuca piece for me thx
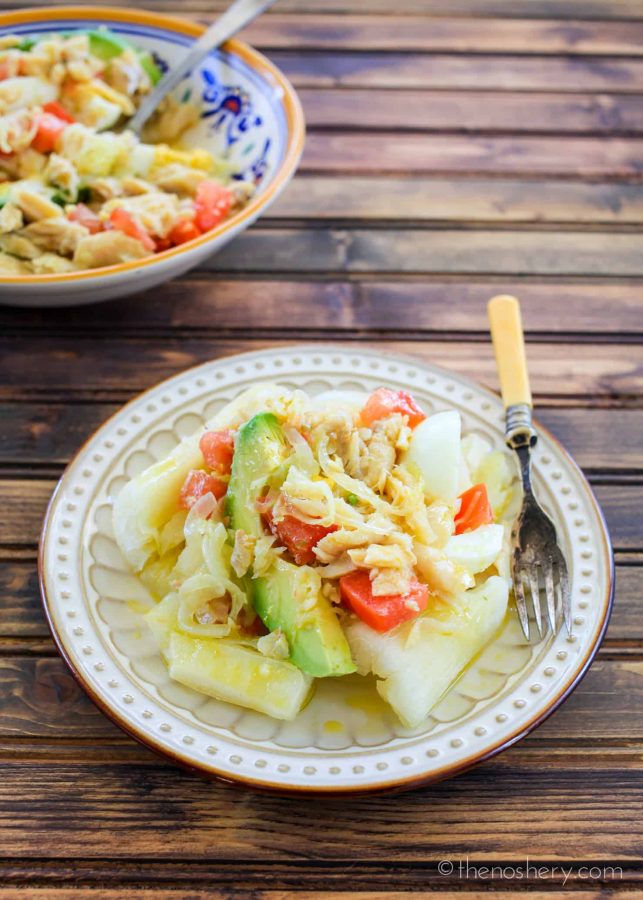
[444,523,504,576]
[113,383,293,571]
[344,576,509,728]
[402,410,462,502]
[168,632,313,720]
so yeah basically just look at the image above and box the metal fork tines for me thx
[510,436,571,641]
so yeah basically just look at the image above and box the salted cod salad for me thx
[113,384,517,728]
[0,28,250,275]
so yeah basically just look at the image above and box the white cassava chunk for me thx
[168,632,313,720]
[113,384,296,572]
[344,576,509,728]
[402,410,461,502]
[444,523,504,576]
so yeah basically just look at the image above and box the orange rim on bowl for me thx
[0,6,305,284]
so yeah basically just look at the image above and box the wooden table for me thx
[1,0,642,895]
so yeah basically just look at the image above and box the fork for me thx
[488,294,571,640]
[126,0,280,135]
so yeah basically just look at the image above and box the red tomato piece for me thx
[42,101,75,123]
[31,112,68,153]
[339,571,429,633]
[266,511,338,566]
[109,207,156,251]
[0,61,10,81]
[454,483,494,534]
[154,235,172,252]
[68,203,103,234]
[199,429,235,475]
[194,180,232,233]
[169,218,202,245]
[178,469,226,510]
[360,387,426,429]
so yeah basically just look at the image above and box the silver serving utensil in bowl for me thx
[488,294,571,641]
[127,0,279,135]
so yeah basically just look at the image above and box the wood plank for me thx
[272,177,643,223]
[1,558,639,641]
[0,855,638,894]
[4,280,641,337]
[1,405,641,470]
[0,478,638,549]
[0,892,636,900]
[5,0,642,19]
[241,14,643,55]
[0,753,640,859]
[301,133,643,177]
[0,339,641,403]
[301,89,643,135]
[274,51,643,92]
[207,229,643,277]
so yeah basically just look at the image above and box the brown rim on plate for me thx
[38,346,615,795]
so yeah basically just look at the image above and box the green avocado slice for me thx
[85,29,164,84]
[227,412,355,678]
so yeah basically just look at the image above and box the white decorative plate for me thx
[39,346,613,793]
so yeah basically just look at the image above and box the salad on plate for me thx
[113,383,517,729]
[0,28,250,275]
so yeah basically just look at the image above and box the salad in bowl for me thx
[113,383,517,730]
[0,8,303,306]
[0,27,251,275]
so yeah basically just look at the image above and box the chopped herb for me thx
[346,493,359,506]
[17,38,36,51]
[76,186,91,204]
[51,192,68,208]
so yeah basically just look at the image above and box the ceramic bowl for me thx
[39,346,614,794]
[0,6,304,307]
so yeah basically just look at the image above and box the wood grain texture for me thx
[301,89,643,134]
[6,0,640,19]
[1,1,642,891]
[301,133,643,177]
[273,51,643,92]
[4,280,641,336]
[1,338,641,404]
[240,15,643,55]
[275,178,643,224]
[203,229,643,277]
[0,758,640,861]
[2,404,641,468]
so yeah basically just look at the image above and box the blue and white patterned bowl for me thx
[0,6,305,307]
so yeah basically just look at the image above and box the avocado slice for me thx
[136,50,163,86]
[227,412,356,678]
[86,28,130,61]
[84,29,163,84]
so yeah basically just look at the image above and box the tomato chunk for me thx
[42,101,75,123]
[360,387,426,429]
[178,469,227,509]
[31,112,68,153]
[109,207,156,251]
[266,511,337,566]
[339,571,429,633]
[454,483,494,534]
[199,429,235,475]
[194,180,232,232]
[169,218,202,245]
[68,203,103,234]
